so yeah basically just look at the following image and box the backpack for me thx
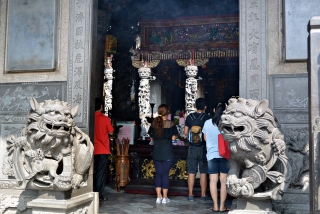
[188,113,206,146]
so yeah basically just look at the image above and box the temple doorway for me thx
[97,0,239,120]
[96,0,247,197]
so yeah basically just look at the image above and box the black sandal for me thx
[219,207,230,212]
[210,207,219,212]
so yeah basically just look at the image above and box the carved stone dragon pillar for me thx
[138,66,156,134]
[185,65,198,115]
[176,58,208,116]
[104,56,114,115]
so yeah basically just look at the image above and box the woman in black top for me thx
[148,104,178,204]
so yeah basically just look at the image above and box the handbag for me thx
[218,134,231,160]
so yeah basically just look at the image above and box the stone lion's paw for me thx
[71,173,83,189]
[240,183,254,197]
[226,175,238,186]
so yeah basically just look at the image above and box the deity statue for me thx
[135,35,141,50]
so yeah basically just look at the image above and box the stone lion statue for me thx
[219,97,292,200]
[3,98,93,191]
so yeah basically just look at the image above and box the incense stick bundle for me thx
[124,138,130,156]
[117,138,130,156]
[115,139,120,155]
[121,138,124,155]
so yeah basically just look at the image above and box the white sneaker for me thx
[156,198,162,203]
[162,198,170,203]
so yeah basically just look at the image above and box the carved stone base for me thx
[229,199,276,214]
[0,189,37,213]
[272,189,309,214]
[27,192,98,214]
[0,189,98,214]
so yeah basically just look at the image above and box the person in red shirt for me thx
[93,98,114,202]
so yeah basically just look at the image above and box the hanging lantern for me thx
[105,35,117,55]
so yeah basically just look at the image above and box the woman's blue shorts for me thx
[207,158,230,174]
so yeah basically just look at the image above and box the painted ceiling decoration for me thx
[131,15,239,66]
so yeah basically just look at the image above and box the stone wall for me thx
[0,0,70,179]
[267,1,309,213]
[238,0,309,213]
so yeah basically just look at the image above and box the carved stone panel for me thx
[0,83,66,114]
[275,112,308,124]
[269,75,308,125]
[1,124,25,178]
[281,124,309,191]
[270,75,308,110]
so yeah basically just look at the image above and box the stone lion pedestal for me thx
[0,98,98,213]
[0,188,98,213]
[229,198,276,214]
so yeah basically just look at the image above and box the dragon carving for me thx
[141,159,155,179]
[219,98,292,200]
[2,98,93,191]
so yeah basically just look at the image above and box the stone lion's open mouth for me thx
[46,123,70,132]
[222,124,245,133]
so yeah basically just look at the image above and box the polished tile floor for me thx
[99,185,232,214]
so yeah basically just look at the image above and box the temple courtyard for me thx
[99,185,232,214]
